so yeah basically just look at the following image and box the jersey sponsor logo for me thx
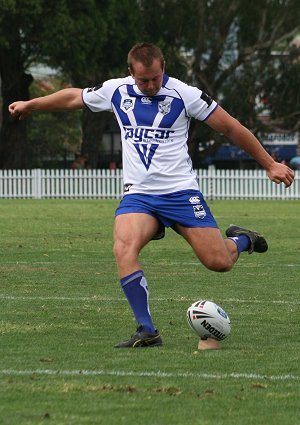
[124,126,174,143]
[121,98,135,112]
[141,97,152,104]
[189,196,201,204]
[133,143,159,171]
[158,100,171,115]
[200,92,213,107]
[124,126,174,170]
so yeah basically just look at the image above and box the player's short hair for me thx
[128,42,165,72]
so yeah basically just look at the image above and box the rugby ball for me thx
[187,300,231,340]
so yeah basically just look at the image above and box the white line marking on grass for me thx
[0,369,299,381]
[1,261,299,267]
[0,295,299,305]
[223,298,300,305]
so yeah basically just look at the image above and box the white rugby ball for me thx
[187,300,231,340]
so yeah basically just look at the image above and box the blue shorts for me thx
[115,190,218,240]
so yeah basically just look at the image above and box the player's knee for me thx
[203,256,234,273]
[113,240,126,261]
[113,239,137,263]
[213,261,234,273]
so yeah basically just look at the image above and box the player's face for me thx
[130,59,164,96]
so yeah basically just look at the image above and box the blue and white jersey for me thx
[82,74,218,195]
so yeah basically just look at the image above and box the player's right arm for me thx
[9,88,84,120]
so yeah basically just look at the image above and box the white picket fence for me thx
[0,168,299,200]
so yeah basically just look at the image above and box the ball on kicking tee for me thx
[187,300,231,349]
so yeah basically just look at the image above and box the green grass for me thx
[0,199,299,425]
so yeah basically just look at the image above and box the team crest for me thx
[158,101,171,115]
[193,204,206,219]
[121,98,135,113]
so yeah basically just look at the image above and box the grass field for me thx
[0,199,299,425]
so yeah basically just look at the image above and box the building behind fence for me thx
[0,168,299,200]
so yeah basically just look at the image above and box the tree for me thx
[30,0,109,168]
[38,0,142,168]
[0,1,81,169]
[139,0,300,166]
[2,1,300,169]
[262,40,300,132]
[0,0,141,168]
[28,79,82,168]
[0,0,43,168]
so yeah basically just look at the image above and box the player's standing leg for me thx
[113,213,163,348]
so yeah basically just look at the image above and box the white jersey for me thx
[82,75,218,195]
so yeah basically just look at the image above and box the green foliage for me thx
[39,0,107,85]
[0,199,299,424]
[1,0,300,167]
[97,0,143,77]
[139,0,300,133]
[39,0,142,85]
[0,0,142,167]
[0,0,43,57]
[27,79,82,168]
[263,55,300,131]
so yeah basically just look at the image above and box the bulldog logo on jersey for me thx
[158,101,171,115]
[121,98,135,113]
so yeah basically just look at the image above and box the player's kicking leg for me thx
[176,224,268,350]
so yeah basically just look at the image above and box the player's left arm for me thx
[205,106,295,188]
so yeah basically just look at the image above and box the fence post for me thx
[208,165,215,201]
[32,169,42,199]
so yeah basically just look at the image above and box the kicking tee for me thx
[82,74,218,195]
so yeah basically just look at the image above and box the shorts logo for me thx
[189,196,200,204]
[193,204,206,219]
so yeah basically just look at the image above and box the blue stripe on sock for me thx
[228,235,250,255]
[120,270,143,287]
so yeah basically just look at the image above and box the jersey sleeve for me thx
[82,80,114,112]
[181,83,218,121]
[82,77,133,112]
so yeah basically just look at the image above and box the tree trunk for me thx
[81,109,114,168]
[0,27,33,169]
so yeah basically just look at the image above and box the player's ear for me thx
[128,66,134,77]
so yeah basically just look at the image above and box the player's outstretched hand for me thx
[8,101,31,120]
[266,161,295,188]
